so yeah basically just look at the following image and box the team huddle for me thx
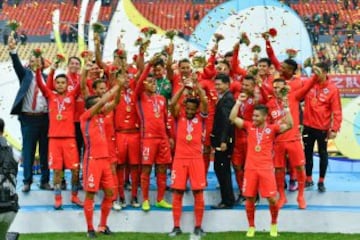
[7,29,342,238]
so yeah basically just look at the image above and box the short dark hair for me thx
[243,75,256,84]
[85,95,99,109]
[154,59,165,68]
[216,60,230,69]
[68,56,81,66]
[54,74,68,82]
[258,58,272,67]
[0,118,4,133]
[316,62,330,73]
[215,73,230,84]
[92,79,106,89]
[224,51,233,58]
[273,78,286,84]
[284,59,298,73]
[178,58,190,66]
[254,104,269,115]
[185,97,200,107]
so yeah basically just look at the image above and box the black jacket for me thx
[211,90,235,149]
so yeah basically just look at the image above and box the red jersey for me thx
[171,73,184,96]
[36,70,79,138]
[243,121,280,170]
[235,96,257,140]
[136,64,169,139]
[103,109,115,142]
[114,80,139,130]
[231,46,247,81]
[268,76,317,142]
[80,110,109,159]
[174,113,207,159]
[303,78,342,131]
[230,81,242,99]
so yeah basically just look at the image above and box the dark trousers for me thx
[75,122,84,162]
[303,126,328,179]
[214,150,235,206]
[19,114,49,185]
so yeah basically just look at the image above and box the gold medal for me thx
[186,134,193,141]
[126,105,131,112]
[56,114,63,121]
[255,145,261,152]
[155,112,160,118]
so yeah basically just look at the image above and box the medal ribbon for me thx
[256,124,267,146]
[55,97,66,116]
[186,119,194,136]
[150,96,159,113]
[124,88,131,105]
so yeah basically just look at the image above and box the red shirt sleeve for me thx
[265,40,281,71]
[47,69,55,90]
[135,63,151,97]
[36,69,51,98]
[294,75,317,101]
[231,46,247,78]
[202,54,216,79]
[330,88,342,132]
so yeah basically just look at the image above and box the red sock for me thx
[306,176,313,182]
[245,200,255,227]
[297,168,306,197]
[194,191,204,227]
[156,172,167,202]
[130,166,139,198]
[269,203,279,224]
[117,167,125,199]
[275,170,285,198]
[203,154,210,176]
[112,173,118,202]
[99,196,113,227]
[235,169,244,193]
[141,172,150,201]
[84,198,94,231]
[172,192,183,227]
[290,167,297,181]
[318,177,325,183]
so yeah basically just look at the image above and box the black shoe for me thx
[211,203,233,209]
[40,183,54,190]
[87,230,96,238]
[22,184,31,193]
[236,194,246,204]
[194,226,206,236]
[97,225,112,235]
[317,182,326,193]
[305,181,314,188]
[61,180,67,190]
[168,227,182,237]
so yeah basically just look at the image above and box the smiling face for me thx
[144,77,157,94]
[179,61,192,78]
[67,57,81,74]
[185,101,198,120]
[252,109,266,126]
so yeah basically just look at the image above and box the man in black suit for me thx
[210,74,235,208]
[7,35,52,192]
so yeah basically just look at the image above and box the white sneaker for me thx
[112,201,122,211]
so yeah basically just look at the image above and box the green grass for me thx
[20,232,360,240]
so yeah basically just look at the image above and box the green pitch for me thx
[20,232,360,240]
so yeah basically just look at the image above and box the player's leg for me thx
[98,162,114,235]
[273,142,287,208]
[49,139,63,209]
[70,167,83,207]
[169,189,184,237]
[129,165,140,207]
[155,164,172,208]
[128,133,141,207]
[303,126,316,187]
[141,165,152,211]
[53,169,63,210]
[243,169,258,237]
[316,129,329,192]
[84,191,96,238]
[267,196,279,237]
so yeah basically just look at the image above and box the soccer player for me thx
[265,73,319,209]
[136,56,173,211]
[168,80,208,237]
[303,62,342,192]
[35,66,82,209]
[81,62,123,210]
[230,102,293,238]
[80,77,123,238]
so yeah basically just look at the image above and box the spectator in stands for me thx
[3,28,9,45]
[185,9,190,21]
[19,31,27,45]
[61,30,67,43]
[193,9,200,21]
[50,30,55,43]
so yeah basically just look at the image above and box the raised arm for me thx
[231,43,247,78]
[169,86,185,118]
[265,39,281,71]
[194,79,208,115]
[166,42,174,82]
[135,62,152,97]
[229,93,246,129]
[8,35,26,81]
[103,71,126,114]
[35,69,51,98]
[47,65,57,90]
[88,84,120,117]
[94,32,107,70]
[80,63,91,99]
